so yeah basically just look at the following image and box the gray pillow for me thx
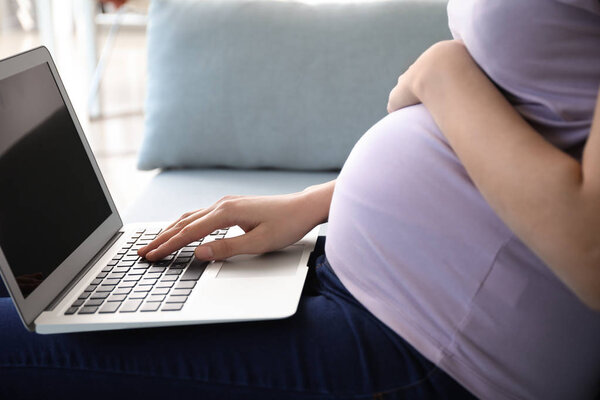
[139,0,450,171]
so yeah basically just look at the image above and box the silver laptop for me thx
[0,47,318,334]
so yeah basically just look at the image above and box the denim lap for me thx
[0,252,474,399]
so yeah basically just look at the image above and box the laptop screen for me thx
[0,62,112,298]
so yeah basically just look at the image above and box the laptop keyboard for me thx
[64,227,228,316]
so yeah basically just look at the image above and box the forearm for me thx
[413,44,600,308]
[301,179,336,225]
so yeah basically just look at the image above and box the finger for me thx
[194,227,266,261]
[164,209,201,231]
[145,211,231,261]
[139,195,239,257]
[388,73,421,112]
[138,209,210,257]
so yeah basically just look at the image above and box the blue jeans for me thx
[0,239,475,399]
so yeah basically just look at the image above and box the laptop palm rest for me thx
[216,245,305,279]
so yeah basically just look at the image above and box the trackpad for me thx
[216,245,304,278]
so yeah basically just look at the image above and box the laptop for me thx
[0,46,318,334]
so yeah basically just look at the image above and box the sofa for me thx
[124,0,451,226]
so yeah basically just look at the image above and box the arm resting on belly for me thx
[412,42,600,310]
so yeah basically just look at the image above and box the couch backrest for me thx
[139,0,451,171]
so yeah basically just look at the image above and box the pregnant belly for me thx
[325,104,512,344]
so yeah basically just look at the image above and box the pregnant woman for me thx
[1,0,599,399]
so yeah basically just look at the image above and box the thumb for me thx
[194,230,263,261]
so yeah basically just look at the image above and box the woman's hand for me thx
[138,181,335,262]
[387,40,471,114]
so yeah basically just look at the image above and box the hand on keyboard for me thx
[138,189,330,262]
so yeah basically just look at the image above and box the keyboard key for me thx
[96,272,108,279]
[78,292,91,300]
[153,260,172,268]
[133,286,152,292]
[132,263,151,270]
[129,292,148,300]
[179,251,195,257]
[180,259,208,281]
[108,294,127,302]
[99,302,121,313]
[139,278,158,286]
[107,260,119,267]
[162,303,183,311]
[165,269,183,276]
[144,228,161,235]
[123,274,142,282]
[148,294,166,302]
[123,256,139,262]
[156,281,175,288]
[171,288,192,296]
[119,299,143,313]
[84,284,97,292]
[140,302,161,312]
[166,295,187,303]
[118,281,136,288]
[91,292,110,300]
[144,272,162,279]
[78,306,99,314]
[113,287,132,295]
[65,306,79,315]
[97,284,116,292]
[148,266,166,273]
[71,299,85,307]
[101,265,114,273]
[160,275,178,282]
[85,299,104,307]
[108,272,125,279]
[127,269,145,276]
[176,281,196,289]
[151,287,170,296]
[117,260,135,267]
[104,278,121,286]
[170,262,187,269]
[91,278,103,285]
[113,267,131,274]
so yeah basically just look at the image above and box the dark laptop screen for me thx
[0,63,112,298]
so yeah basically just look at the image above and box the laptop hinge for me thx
[44,230,124,312]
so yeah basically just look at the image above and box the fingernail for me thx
[195,246,214,260]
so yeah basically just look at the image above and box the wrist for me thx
[414,41,476,106]
[300,180,336,224]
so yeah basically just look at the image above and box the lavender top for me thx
[325,1,600,399]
